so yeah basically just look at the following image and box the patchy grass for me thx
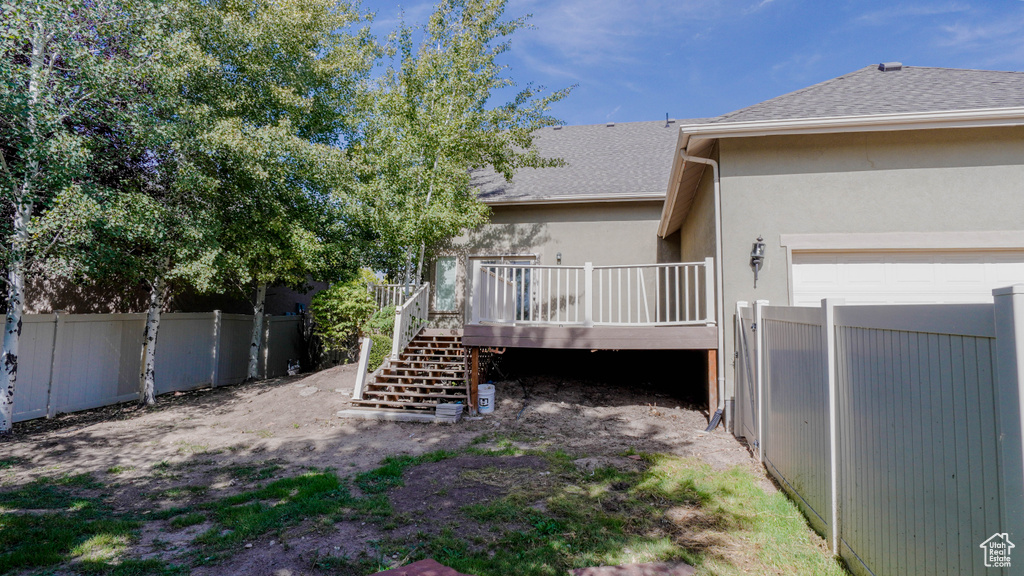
[0,473,183,575]
[223,461,283,482]
[354,450,459,495]
[107,465,136,475]
[193,470,354,551]
[0,439,843,576]
[168,513,206,529]
[0,456,25,470]
[361,449,848,576]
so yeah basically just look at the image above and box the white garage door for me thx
[791,250,1024,306]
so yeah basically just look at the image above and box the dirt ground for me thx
[2,362,754,482]
[1,360,766,575]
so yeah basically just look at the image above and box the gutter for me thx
[483,193,665,207]
[680,152,727,427]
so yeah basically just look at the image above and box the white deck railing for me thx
[390,282,430,358]
[470,259,714,327]
[370,283,418,309]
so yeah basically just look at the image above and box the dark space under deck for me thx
[463,324,718,350]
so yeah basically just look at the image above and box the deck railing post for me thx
[353,337,372,400]
[391,304,404,359]
[583,262,594,327]
[704,257,715,324]
[470,260,482,325]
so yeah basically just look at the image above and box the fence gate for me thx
[733,304,759,445]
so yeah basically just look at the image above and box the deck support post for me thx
[707,348,718,419]
[469,346,480,415]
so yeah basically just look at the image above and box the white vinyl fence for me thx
[12,312,303,424]
[735,290,1024,576]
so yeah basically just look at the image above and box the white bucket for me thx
[478,384,496,414]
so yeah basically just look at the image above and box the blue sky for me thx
[361,0,1024,126]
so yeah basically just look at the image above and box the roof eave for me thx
[657,131,690,238]
[678,106,1024,140]
[483,193,665,207]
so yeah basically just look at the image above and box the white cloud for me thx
[743,0,776,15]
[855,3,972,25]
[506,0,725,69]
[939,17,1024,47]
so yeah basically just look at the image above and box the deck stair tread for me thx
[353,327,470,412]
[357,391,467,400]
[366,383,469,391]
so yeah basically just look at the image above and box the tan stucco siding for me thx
[711,125,1024,398]
[679,166,717,263]
[430,200,669,326]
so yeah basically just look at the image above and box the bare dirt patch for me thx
[388,454,549,538]
[1,359,778,575]
[2,363,751,487]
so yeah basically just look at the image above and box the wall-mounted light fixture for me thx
[750,236,765,288]
[556,252,562,265]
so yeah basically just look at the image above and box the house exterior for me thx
[659,64,1024,426]
[427,119,718,352]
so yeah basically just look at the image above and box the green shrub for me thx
[368,333,392,371]
[310,277,375,351]
[363,305,396,336]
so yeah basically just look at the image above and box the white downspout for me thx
[682,152,727,423]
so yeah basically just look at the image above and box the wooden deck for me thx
[463,324,718,350]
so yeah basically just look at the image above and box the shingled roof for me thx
[712,65,1024,124]
[473,119,709,204]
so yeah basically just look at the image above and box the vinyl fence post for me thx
[735,300,749,438]
[211,311,222,387]
[822,298,842,554]
[45,311,64,418]
[992,285,1024,547]
[754,299,768,464]
[260,316,271,378]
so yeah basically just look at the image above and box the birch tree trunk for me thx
[1,25,45,433]
[247,282,267,380]
[414,183,434,284]
[0,214,29,433]
[139,275,166,405]
[401,249,413,296]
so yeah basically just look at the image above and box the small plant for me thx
[107,465,136,475]
[368,333,392,371]
[0,457,25,470]
[363,305,397,336]
[169,512,206,529]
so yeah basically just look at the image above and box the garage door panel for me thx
[792,250,1024,305]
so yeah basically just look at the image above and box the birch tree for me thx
[355,0,572,283]
[0,0,172,430]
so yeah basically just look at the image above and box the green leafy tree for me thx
[0,0,173,430]
[176,0,377,381]
[355,0,573,284]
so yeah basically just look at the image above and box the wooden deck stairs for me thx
[350,329,469,412]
